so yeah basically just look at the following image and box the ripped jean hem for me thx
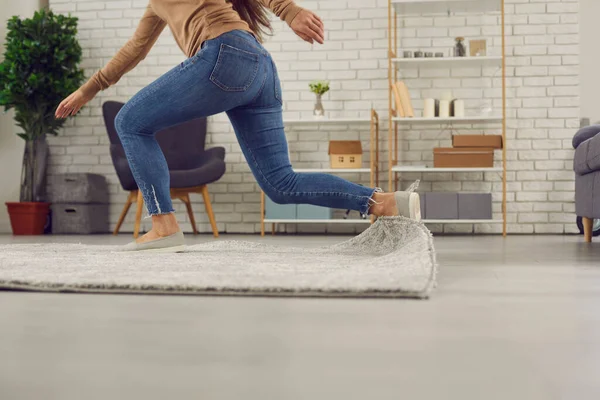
[144,210,176,220]
[364,187,383,215]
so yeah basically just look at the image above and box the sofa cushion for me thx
[573,125,600,149]
[574,134,600,175]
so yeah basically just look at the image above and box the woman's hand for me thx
[55,89,94,119]
[290,10,325,45]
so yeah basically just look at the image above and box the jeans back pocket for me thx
[210,44,259,92]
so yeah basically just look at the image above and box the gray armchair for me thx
[102,101,225,238]
[573,125,600,242]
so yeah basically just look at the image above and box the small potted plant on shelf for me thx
[309,80,330,118]
[0,9,84,235]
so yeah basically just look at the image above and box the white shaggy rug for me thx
[0,217,437,299]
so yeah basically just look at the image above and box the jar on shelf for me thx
[454,37,466,57]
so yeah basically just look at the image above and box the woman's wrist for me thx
[284,4,304,26]
[79,79,101,99]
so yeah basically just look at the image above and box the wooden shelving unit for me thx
[391,166,502,173]
[260,110,380,236]
[387,0,508,236]
[392,116,503,124]
[392,0,501,14]
[392,55,502,67]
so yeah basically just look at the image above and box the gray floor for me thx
[1,233,599,400]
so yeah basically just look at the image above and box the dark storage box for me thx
[458,193,492,220]
[50,204,109,234]
[48,173,109,204]
[452,135,503,149]
[424,192,458,220]
[420,193,426,219]
[433,147,494,168]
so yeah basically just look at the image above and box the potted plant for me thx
[0,9,84,235]
[309,80,330,118]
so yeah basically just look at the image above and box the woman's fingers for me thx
[291,10,325,44]
[300,25,323,45]
[312,14,324,30]
[55,100,66,118]
[307,19,325,44]
[56,95,74,119]
[61,104,72,119]
[57,105,66,119]
[56,92,85,119]
[299,31,313,44]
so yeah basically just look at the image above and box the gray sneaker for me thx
[394,191,421,221]
[122,231,186,253]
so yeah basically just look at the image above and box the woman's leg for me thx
[114,34,262,243]
[226,106,390,215]
[226,50,411,217]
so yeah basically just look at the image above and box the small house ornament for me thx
[328,141,363,169]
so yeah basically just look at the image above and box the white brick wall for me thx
[47,0,579,235]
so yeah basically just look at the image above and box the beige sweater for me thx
[80,0,303,97]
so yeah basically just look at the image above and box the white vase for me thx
[313,94,325,117]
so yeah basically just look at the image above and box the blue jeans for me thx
[115,30,378,217]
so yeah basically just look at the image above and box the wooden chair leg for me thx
[113,191,135,235]
[134,190,144,239]
[200,185,219,238]
[182,193,199,235]
[583,217,593,243]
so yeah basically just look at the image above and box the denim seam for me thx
[119,136,151,212]
[271,58,282,105]
[248,70,268,105]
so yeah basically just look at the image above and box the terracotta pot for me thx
[5,202,50,235]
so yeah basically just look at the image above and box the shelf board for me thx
[423,219,503,224]
[393,116,503,124]
[294,168,371,173]
[265,218,501,224]
[392,0,501,15]
[283,117,371,125]
[392,56,502,67]
[264,219,371,224]
[392,166,502,172]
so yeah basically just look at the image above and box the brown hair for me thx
[228,0,272,42]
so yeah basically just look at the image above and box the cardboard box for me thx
[458,193,492,220]
[424,193,458,220]
[452,135,502,149]
[469,39,487,57]
[433,147,494,168]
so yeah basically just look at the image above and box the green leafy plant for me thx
[0,9,84,202]
[309,80,330,96]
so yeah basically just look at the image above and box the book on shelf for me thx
[395,81,415,118]
[391,82,405,117]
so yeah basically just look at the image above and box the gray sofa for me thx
[573,125,600,242]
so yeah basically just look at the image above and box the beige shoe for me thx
[122,231,186,253]
[394,191,421,221]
